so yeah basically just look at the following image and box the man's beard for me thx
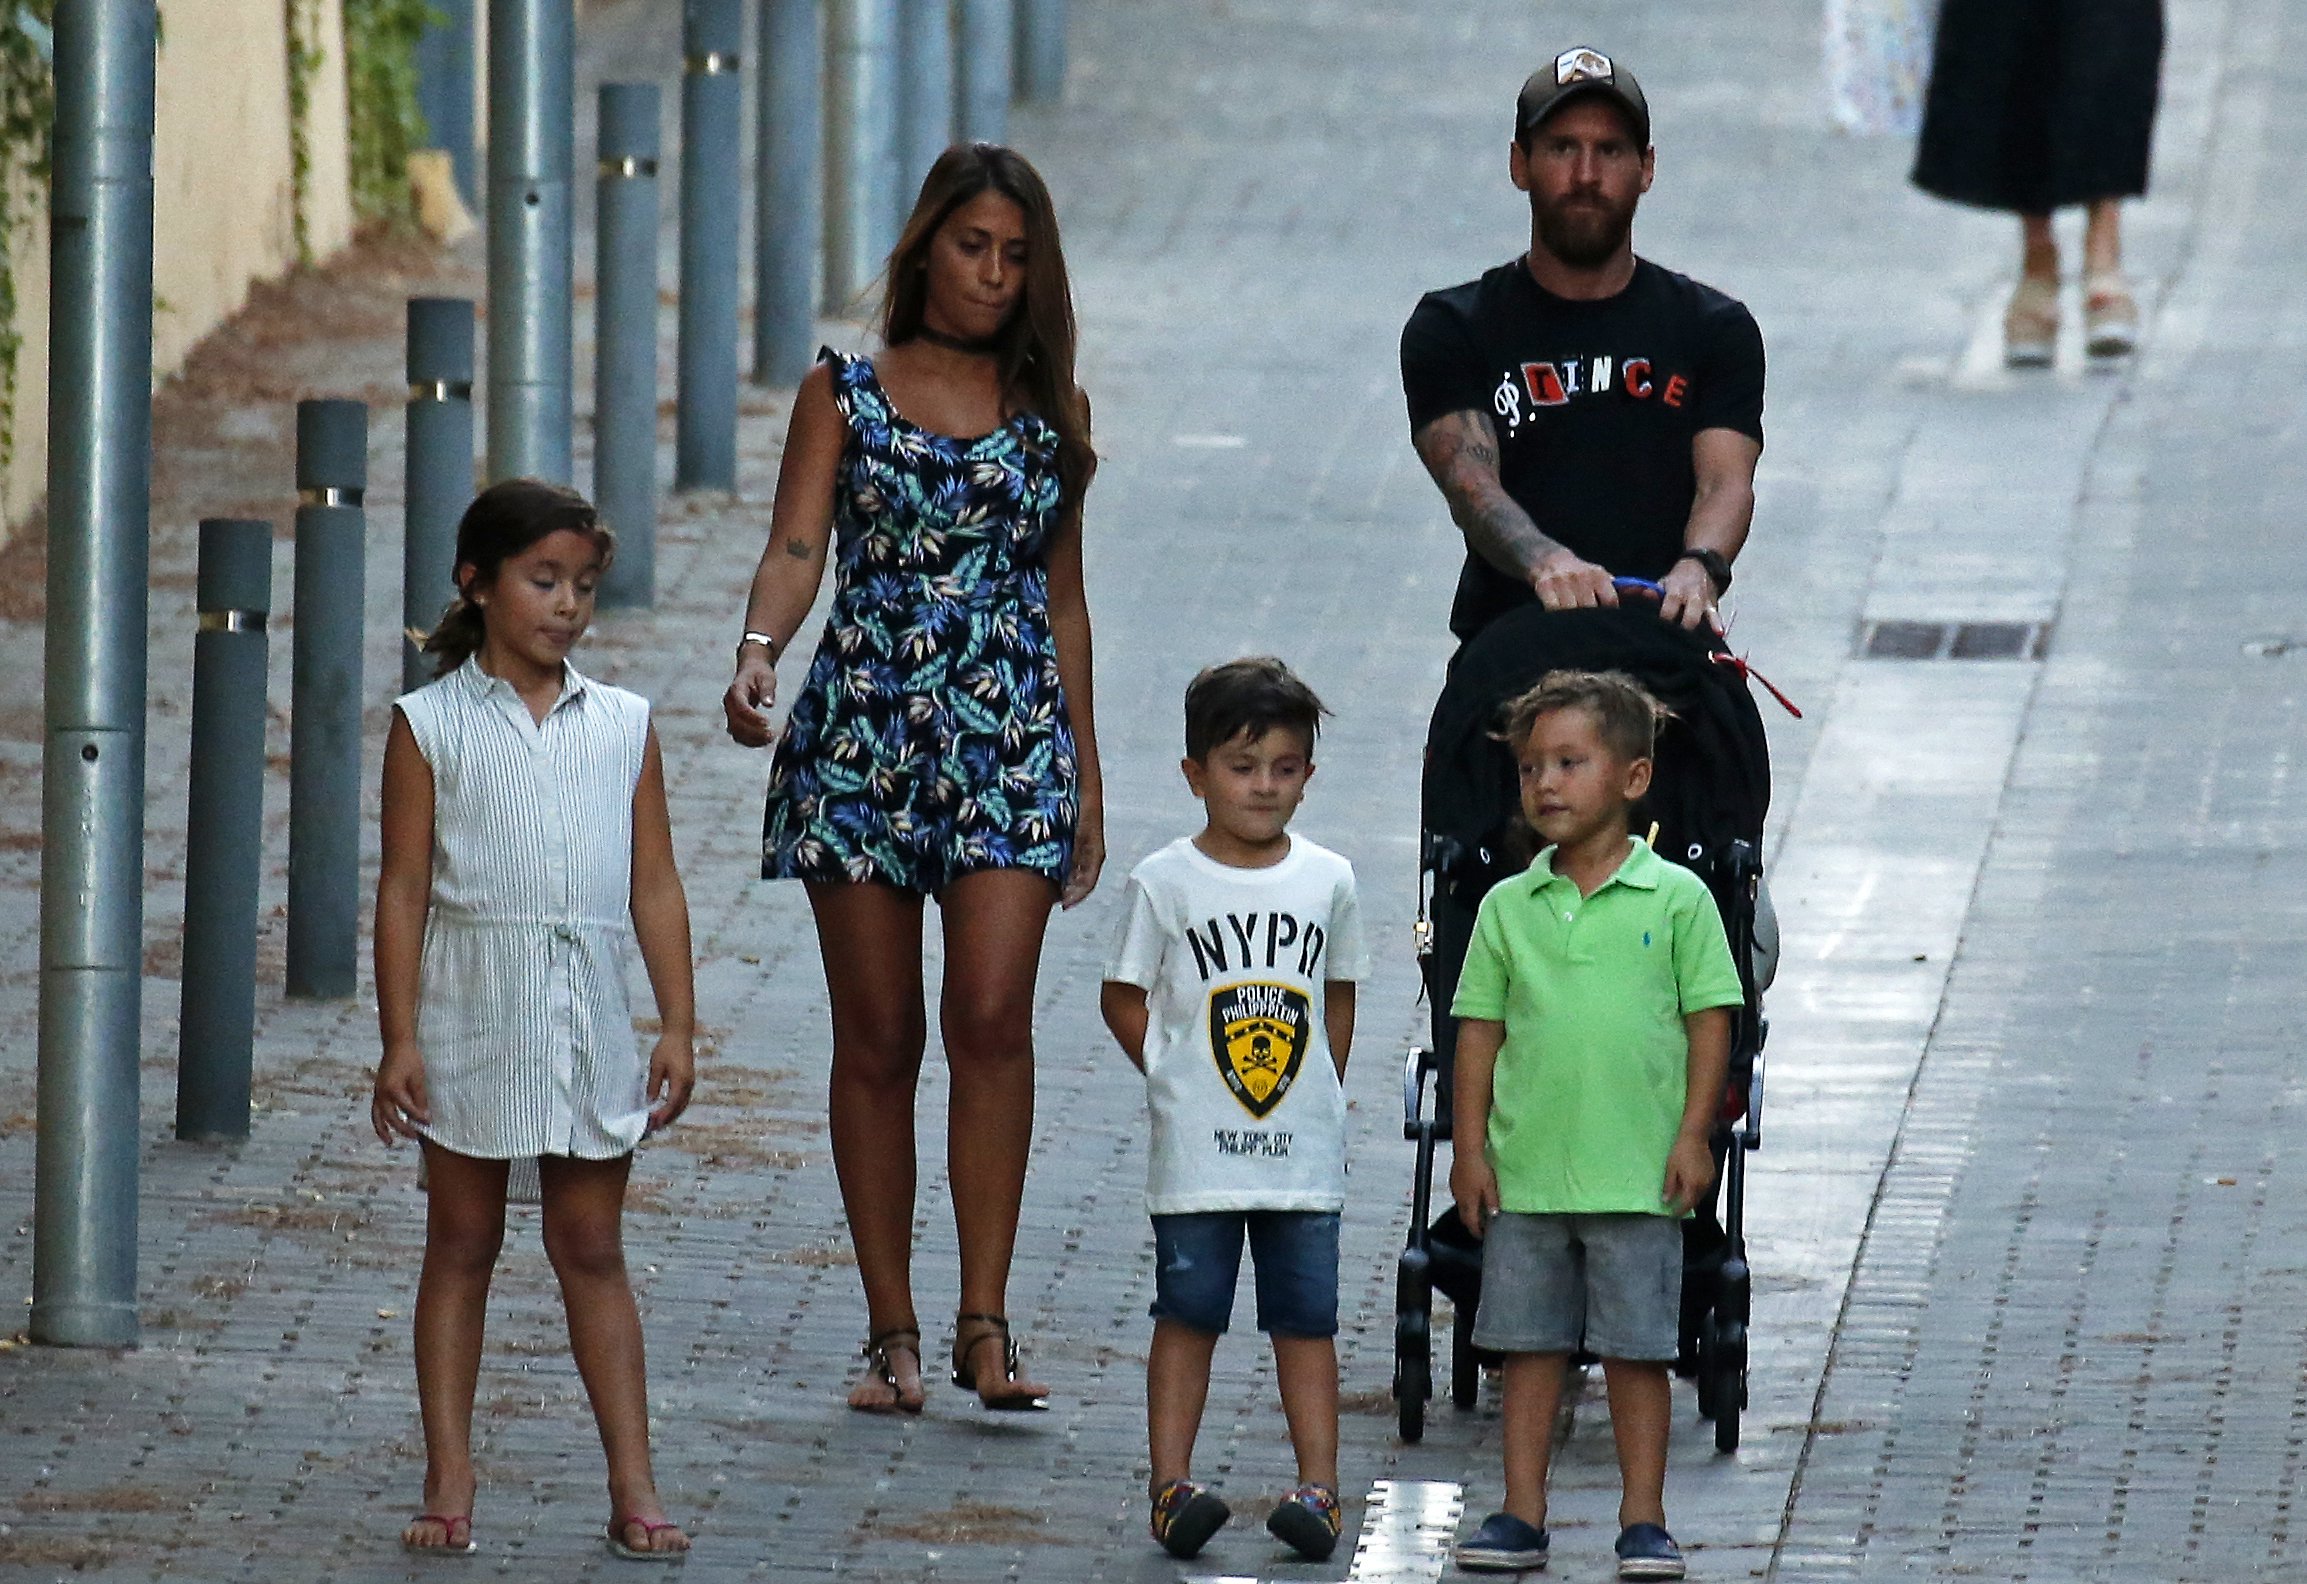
[1533,191,1637,269]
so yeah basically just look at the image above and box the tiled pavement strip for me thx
[0,0,2302,1578]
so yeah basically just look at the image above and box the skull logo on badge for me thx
[1208,982,1311,1120]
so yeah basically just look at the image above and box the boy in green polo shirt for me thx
[1448,670,1743,1581]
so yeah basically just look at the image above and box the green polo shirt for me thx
[1451,839,1744,1215]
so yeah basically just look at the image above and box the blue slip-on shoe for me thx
[1454,1511,1549,1572]
[1615,1522,1686,1580]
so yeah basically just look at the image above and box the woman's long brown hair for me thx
[881,143,1096,527]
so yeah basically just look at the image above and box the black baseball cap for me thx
[1516,46,1651,148]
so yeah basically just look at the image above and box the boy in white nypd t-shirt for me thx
[1102,657,1369,1565]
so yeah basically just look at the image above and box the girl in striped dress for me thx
[371,479,697,1561]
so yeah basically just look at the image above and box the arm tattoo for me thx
[1412,410,1565,580]
[782,538,815,560]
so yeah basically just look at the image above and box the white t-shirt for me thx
[1105,834,1370,1215]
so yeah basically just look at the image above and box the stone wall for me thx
[0,0,362,534]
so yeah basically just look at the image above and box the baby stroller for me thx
[1392,585,1780,1452]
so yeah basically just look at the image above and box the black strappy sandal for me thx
[850,1326,925,1415]
[950,1313,1049,1412]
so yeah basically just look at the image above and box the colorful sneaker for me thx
[1454,1511,1549,1572]
[1615,1521,1686,1580]
[1265,1483,1342,1562]
[1149,1479,1229,1560]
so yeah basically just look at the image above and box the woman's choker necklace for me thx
[913,323,1000,356]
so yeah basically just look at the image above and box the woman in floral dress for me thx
[723,144,1100,1414]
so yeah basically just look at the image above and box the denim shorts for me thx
[1149,1210,1340,1338]
[1470,1211,1682,1361]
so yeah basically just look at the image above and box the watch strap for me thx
[1677,548,1733,595]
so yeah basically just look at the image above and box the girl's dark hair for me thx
[1184,657,1330,761]
[417,478,614,677]
[881,142,1096,529]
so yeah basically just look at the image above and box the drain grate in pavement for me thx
[1861,619,2050,661]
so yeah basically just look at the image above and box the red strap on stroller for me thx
[1709,651,1803,719]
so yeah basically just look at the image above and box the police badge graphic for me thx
[1208,982,1311,1119]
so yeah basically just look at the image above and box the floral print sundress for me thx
[761,350,1077,892]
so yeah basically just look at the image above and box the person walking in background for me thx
[722,143,1102,1416]
[371,480,698,1561]
[1101,659,1366,1566]
[1913,0,2166,366]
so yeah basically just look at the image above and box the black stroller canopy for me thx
[1422,602,1773,891]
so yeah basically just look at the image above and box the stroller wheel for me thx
[1694,1319,1719,1421]
[1451,1304,1480,1411]
[1394,1311,1430,1443]
[1706,1319,1747,1453]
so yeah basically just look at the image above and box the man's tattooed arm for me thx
[1412,410,1566,583]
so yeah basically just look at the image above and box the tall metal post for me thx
[752,0,822,386]
[176,520,274,1143]
[955,0,1010,144]
[486,0,575,484]
[825,0,900,310]
[405,298,476,690]
[595,83,662,607]
[414,0,478,206]
[34,0,158,1350]
[1013,0,1063,105]
[897,0,953,222]
[675,0,743,492]
[286,400,369,1002]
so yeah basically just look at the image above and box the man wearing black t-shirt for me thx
[1402,46,1764,641]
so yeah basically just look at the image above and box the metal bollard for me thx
[1012,0,1063,105]
[753,0,822,387]
[414,0,478,206]
[36,0,157,1349]
[676,0,743,492]
[897,0,953,222]
[405,298,475,690]
[595,83,662,608]
[825,0,900,310]
[955,0,1011,144]
[177,520,274,1142]
[486,0,576,484]
[286,400,368,1001]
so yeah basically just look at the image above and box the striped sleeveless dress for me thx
[395,658,654,1162]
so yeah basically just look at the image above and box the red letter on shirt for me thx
[1623,358,1654,399]
[1663,373,1690,408]
[1521,362,1568,407]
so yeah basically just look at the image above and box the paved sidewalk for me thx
[0,0,2303,1580]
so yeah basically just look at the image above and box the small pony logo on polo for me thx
[1643,930,1653,947]
[1556,46,1614,85]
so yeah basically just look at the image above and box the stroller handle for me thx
[1612,576,1666,598]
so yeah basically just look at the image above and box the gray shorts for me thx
[1470,1212,1682,1362]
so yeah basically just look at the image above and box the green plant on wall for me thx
[285,0,321,261]
[287,0,436,247]
[0,2,58,482]
[344,0,435,227]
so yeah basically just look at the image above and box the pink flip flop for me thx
[606,1515,689,1563]
[400,1513,476,1557]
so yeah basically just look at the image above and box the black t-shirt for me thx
[1400,256,1766,640]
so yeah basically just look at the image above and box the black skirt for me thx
[1912,0,2165,213]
